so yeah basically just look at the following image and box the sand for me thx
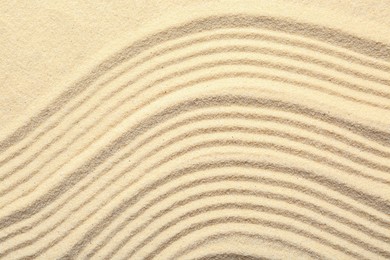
[0,1,389,259]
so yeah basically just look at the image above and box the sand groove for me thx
[0,14,389,259]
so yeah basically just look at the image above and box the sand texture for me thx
[0,1,389,259]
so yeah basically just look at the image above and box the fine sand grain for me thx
[0,1,389,259]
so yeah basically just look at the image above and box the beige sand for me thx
[0,1,389,259]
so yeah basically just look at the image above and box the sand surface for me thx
[0,1,389,259]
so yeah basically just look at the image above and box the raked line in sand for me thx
[0,14,389,259]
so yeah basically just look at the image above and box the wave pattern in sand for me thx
[0,15,389,260]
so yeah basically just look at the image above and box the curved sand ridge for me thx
[0,14,389,259]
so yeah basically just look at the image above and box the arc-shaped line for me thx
[86,178,389,260]
[3,58,389,200]
[3,134,388,256]
[5,58,389,194]
[195,253,270,260]
[112,54,390,101]
[149,45,390,87]
[1,95,389,232]
[131,114,390,169]
[0,107,390,254]
[4,152,389,258]
[117,214,369,260]
[174,232,326,260]
[100,45,390,107]
[143,136,389,185]
[3,48,388,174]
[1,14,389,154]
[2,67,389,200]
[2,43,389,186]
[122,202,389,259]
[102,32,390,88]
[51,159,390,260]
[3,111,389,210]
[3,29,390,174]
[146,140,390,203]
[146,126,390,176]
